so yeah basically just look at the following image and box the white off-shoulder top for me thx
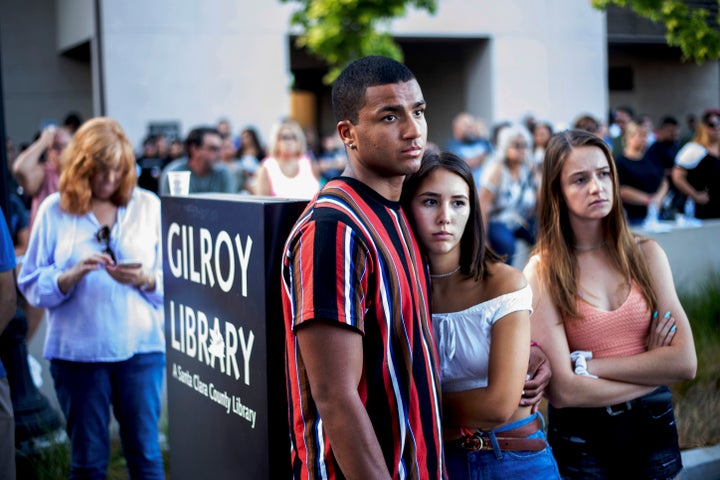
[432,284,533,392]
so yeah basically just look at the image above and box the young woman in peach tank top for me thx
[523,130,696,479]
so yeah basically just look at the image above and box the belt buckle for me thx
[461,434,484,451]
[605,401,632,416]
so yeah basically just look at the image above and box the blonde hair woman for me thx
[479,123,537,265]
[18,117,166,479]
[254,118,320,199]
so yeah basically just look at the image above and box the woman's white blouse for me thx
[18,188,164,362]
[432,284,532,392]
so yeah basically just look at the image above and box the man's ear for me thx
[337,121,354,148]
[188,144,199,159]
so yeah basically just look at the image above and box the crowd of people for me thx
[0,54,712,478]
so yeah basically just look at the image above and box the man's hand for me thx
[520,344,551,412]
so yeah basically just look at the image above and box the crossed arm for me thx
[584,241,696,386]
[523,248,696,409]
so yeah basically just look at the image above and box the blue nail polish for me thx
[653,311,658,319]
[664,311,671,319]
[670,325,677,333]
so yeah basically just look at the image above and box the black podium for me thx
[162,194,307,480]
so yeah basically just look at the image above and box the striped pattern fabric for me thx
[281,177,444,479]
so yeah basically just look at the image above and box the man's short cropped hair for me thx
[332,56,417,125]
[185,126,220,152]
[659,116,679,127]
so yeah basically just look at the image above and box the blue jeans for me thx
[51,352,166,480]
[445,412,561,479]
[487,220,536,265]
[548,386,683,479]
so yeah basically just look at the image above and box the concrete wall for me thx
[0,0,93,146]
[100,0,295,150]
[394,0,608,132]
[609,52,720,126]
[56,0,93,51]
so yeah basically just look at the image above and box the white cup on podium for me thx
[168,171,191,196]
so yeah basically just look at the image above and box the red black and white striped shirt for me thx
[282,177,444,479]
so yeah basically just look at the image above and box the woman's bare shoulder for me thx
[486,261,528,298]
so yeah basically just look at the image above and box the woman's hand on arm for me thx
[521,344,552,411]
[297,321,391,480]
[587,240,697,385]
[646,310,677,350]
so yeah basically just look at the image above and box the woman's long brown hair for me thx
[532,129,657,319]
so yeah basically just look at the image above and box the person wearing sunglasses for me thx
[159,125,237,195]
[672,109,720,219]
[253,118,320,199]
[18,117,166,479]
[479,123,538,266]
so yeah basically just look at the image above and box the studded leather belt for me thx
[447,417,547,452]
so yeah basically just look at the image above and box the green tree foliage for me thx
[281,0,437,83]
[593,0,720,63]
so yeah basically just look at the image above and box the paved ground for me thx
[682,444,720,479]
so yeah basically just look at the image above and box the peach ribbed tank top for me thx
[563,283,650,358]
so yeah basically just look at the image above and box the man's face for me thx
[453,114,475,143]
[615,110,632,131]
[345,80,427,179]
[659,124,679,142]
[47,128,71,167]
[189,133,221,174]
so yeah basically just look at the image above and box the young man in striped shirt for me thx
[282,55,444,479]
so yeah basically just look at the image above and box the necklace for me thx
[573,241,606,252]
[430,265,461,279]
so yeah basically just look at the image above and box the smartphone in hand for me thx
[117,259,142,268]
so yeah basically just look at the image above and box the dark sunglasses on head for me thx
[705,118,720,128]
[95,225,116,263]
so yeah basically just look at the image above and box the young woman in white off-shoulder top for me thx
[401,151,560,479]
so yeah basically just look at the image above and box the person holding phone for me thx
[18,117,165,479]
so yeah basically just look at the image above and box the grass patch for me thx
[672,272,720,450]
[19,432,170,479]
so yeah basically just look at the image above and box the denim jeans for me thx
[51,352,166,480]
[548,386,683,480]
[445,412,561,479]
[487,220,536,265]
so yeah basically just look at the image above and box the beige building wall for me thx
[609,52,720,126]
